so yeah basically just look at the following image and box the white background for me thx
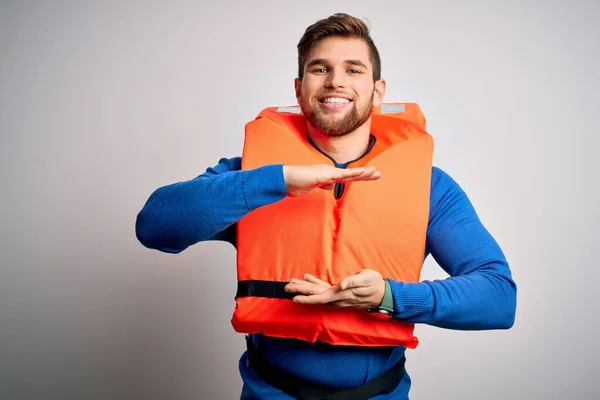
[1,1,598,399]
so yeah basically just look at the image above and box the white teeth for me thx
[322,97,350,104]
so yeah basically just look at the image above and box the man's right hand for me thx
[282,164,381,197]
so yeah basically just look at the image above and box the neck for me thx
[306,118,372,164]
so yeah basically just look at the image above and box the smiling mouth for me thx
[318,96,353,112]
[319,97,352,105]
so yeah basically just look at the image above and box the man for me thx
[136,13,517,399]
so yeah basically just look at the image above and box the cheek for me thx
[301,79,323,96]
[301,91,319,104]
[355,80,374,94]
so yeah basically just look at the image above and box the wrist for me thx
[367,278,394,317]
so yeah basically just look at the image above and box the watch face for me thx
[367,309,393,319]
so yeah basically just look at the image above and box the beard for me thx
[300,91,374,137]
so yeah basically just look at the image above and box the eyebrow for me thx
[306,59,368,69]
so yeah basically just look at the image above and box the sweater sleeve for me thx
[135,157,287,253]
[388,167,517,330]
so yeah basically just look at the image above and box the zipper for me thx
[307,135,377,200]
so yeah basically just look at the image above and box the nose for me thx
[325,67,346,89]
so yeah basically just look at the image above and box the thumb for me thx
[339,273,368,290]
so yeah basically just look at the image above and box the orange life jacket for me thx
[231,103,434,348]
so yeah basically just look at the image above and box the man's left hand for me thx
[284,269,386,309]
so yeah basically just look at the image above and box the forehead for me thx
[306,37,372,67]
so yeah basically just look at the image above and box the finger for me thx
[292,287,346,305]
[342,166,368,176]
[354,166,382,179]
[355,166,377,177]
[336,167,381,182]
[320,172,379,189]
[315,167,363,187]
[293,293,333,304]
[349,171,381,182]
[303,274,331,287]
[330,167,367,180]
[357,170,382,181]
[339,166,371,178]
[285,281,327,296]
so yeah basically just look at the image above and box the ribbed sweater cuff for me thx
[389,280,433,322]
[241,164,288,211]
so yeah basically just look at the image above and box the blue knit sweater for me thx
[135,157,516,399]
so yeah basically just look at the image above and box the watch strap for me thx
[379,278,394,313]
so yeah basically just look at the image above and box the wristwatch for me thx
[367,278,394,317]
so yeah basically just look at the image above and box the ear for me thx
[373,79,386,108]
[294,78,301,103]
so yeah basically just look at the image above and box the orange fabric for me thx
[231,103,434,348]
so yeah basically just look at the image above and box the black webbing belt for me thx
[246,335,406,400]
[236,280,295,300]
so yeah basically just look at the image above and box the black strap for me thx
[236,280,295,300]
[246,335,405,400]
